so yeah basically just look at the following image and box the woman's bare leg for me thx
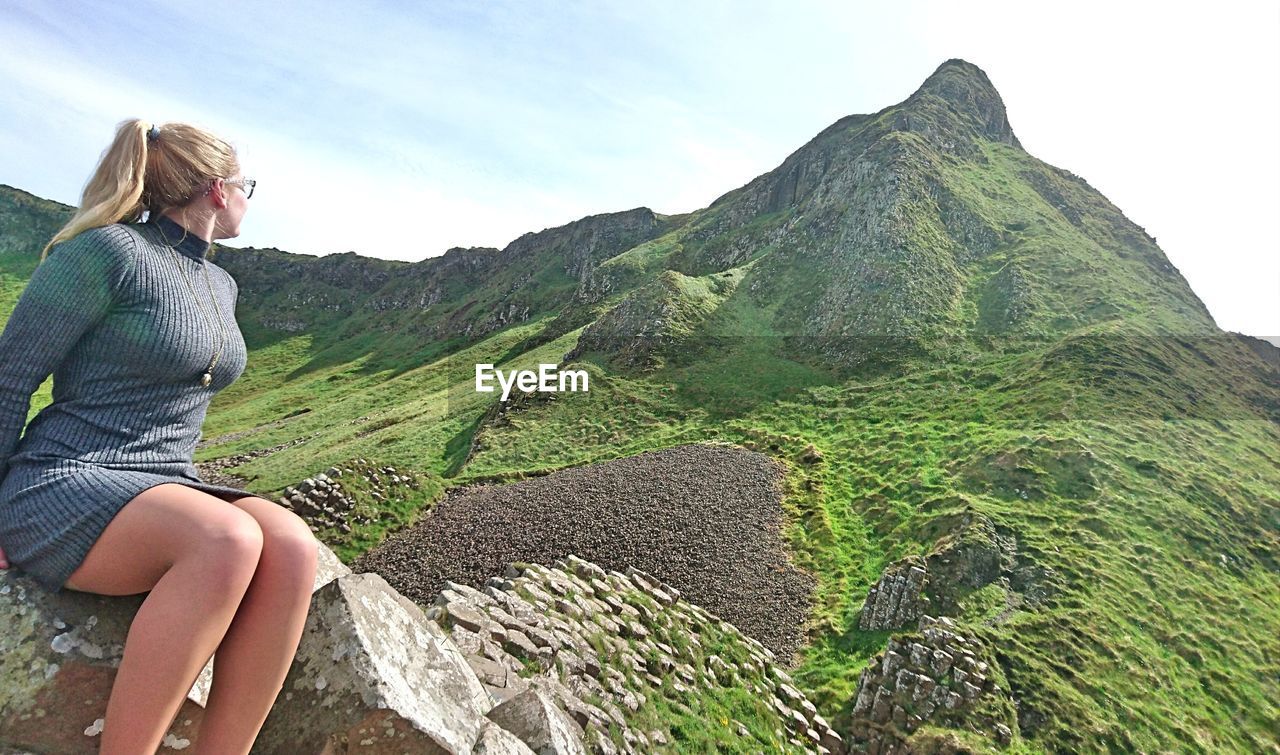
[193,495,319,755]
[62,484,265,755]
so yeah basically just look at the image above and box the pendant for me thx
[201,372,212,387]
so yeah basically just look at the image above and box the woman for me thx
[0,119,319,754]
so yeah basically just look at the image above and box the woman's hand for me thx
[0,544,8,569]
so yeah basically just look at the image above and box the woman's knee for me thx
[256,525,319,589]
[223,497,318,582]
[189,512,265,580]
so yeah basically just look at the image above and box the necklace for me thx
[155,223,228,387]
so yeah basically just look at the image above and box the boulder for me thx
[0,539,350,754]
[473,721,538,754]
[252,572,492,754]
[484,688,586,755]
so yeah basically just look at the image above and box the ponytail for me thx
[41,118,240,261]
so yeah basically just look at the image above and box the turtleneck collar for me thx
[145,212,212,261]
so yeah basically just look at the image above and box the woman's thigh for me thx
[64,483,264,596]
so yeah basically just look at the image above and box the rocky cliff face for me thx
[0,185,70,261]
[534,57,1224,377]
[200,206,667,345]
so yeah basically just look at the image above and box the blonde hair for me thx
[40,118,240,260]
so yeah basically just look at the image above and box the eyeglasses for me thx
[224,177,256,199]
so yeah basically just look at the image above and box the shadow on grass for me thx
[442,409,490,478]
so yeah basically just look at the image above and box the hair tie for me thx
[147,124,160,143]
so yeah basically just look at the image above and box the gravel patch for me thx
[350,442,817,662]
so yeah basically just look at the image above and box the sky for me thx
[0,0,1276,341]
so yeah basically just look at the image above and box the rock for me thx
[799,444,824,464]
[485,688,586,755]
[858,556,929,630]
[254,572,491,754]
[920,509,1012,615]
[446,602,492,634]
[0,539,351,754]
[0,573,190,753]
[590,728,619,755]
[468,654,511,688]
[473,720,538,754]
[503,629,541,660]
[847,614,1014,753]
[3,546,842,755]
[820,727,847,755]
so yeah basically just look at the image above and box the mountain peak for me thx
[906,58,1021,149]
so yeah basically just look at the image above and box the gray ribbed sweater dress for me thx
[0,213,255,593]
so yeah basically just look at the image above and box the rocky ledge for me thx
[429,554,846,754]
[0,546,843,754]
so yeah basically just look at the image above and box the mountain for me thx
[2,58,1278,753]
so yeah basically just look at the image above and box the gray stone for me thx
[591,728,620,755]
[473,721,537,755]
[820,727,846,755]
[468,654,511,687]
[556,648,585,677]
[880,649,905,677]
[473,719,539,754]
[485,604,523,630]
[0,573,179,752]
[553,598,584,619]
[485,688,586,755]
[858,558,928,631]
[621,621,649,639]
[484,677,531,708]
[525,625,560,651]
[446,602,492,634]
[564,555,606,581]
[0,539,352,754]
[930,648,954,676]
[503,629,541,660]
[450,626,487,656]
[254,572,491,754]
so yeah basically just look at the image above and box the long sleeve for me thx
[0,227,137,479]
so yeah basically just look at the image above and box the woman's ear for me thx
[207,179,229,210]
